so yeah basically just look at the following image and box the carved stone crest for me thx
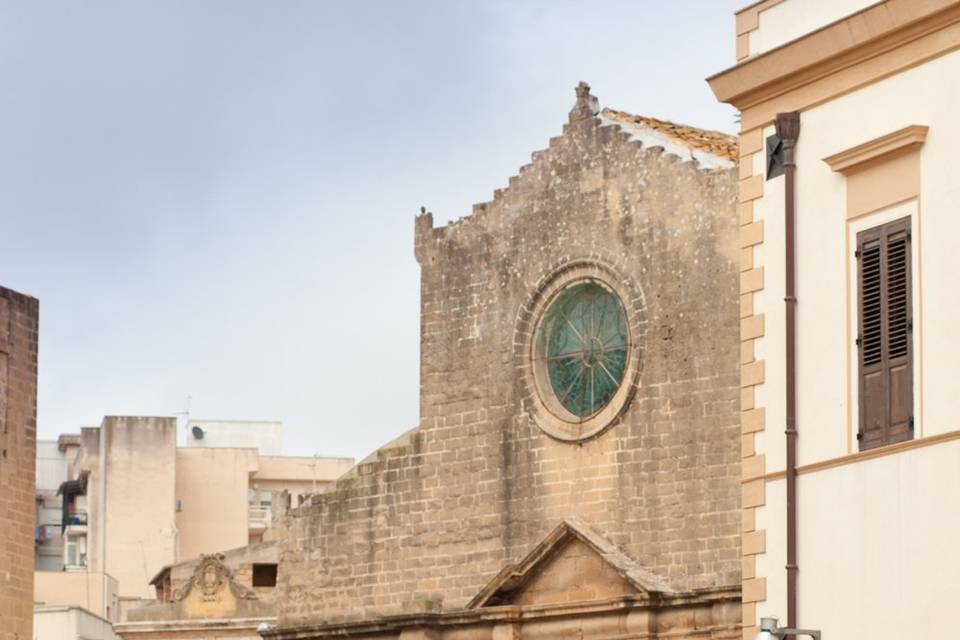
[172,553,257,603]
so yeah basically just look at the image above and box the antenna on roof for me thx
[174,395,192,443]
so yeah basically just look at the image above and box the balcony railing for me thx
[249,506,272,531]
[61,511,88,532]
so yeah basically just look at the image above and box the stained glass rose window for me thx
[534,282,629,419]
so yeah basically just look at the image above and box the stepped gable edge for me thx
[415,81,738,263]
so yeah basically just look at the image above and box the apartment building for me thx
[709,1,960,638]
[34,416,353,619]
[36,437,76,571]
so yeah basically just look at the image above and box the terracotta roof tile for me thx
[602,108,738,163]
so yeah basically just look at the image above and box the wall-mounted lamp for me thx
[755,616,821,640]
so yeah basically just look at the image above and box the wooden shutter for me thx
[857,216,913,451]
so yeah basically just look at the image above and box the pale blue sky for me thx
[2,0,741,460]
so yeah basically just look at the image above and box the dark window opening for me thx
[252,563,278,587]
[857,216,913,451]
[766,134,784,179]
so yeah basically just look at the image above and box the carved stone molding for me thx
[172,553,257,603]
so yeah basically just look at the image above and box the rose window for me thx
[534,282,629,419]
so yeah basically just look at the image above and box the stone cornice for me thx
[823,125,929,173]
[262,586,741,639]
[708,0,960,111]
[114,617,274,633]
[758,429,960,482]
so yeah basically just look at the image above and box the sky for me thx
[2,0,742,461]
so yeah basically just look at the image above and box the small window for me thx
[65,533,87,568]
[857,216,913,450]
[252,563,277,587]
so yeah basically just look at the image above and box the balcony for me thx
[248,506,272,531]
[63,511,88,535]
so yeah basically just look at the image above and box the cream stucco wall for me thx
[749,37,960,637]
[175,448,258,562]
[799,440,960,638]
[34,605,120,640]
[79,427,104,577]
[758,441,960,637]
[252,455,355,504]
[756,48,960,474]
[34,572,119,622]
[748,0,880,57]
[101,417,178,599]
[254,455,354,482]
[174,450,355,561]
[183,420,282,454]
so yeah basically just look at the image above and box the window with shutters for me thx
[856,216,913,451]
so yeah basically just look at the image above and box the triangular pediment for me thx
[467,519,672,609]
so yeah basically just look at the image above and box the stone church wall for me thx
[0,286,39,640]
[277,96,740,625]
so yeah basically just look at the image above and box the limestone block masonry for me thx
[0,286,39,640]
[275,87,742,628]
[735,127,769,640]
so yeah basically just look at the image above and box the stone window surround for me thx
[515,258,645,443]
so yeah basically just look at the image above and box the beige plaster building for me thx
[35,417,353,624]
[257,84,745,639]
[709,1,960,637]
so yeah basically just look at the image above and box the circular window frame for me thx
[517,260,644,442]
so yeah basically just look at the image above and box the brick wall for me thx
[278,95,741,625]
[0,286,39,640]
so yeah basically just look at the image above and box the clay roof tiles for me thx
[601,107,739,163]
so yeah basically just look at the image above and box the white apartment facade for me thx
[34,605,120,640]
[710,1,960,638]
[35,437,74,571]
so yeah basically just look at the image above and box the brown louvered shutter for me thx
[857,216,913,451]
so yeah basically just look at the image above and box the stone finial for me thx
[414,206,435,265]
[569,81,600,122]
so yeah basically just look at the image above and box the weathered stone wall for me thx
[278,93,740,625]
[0,286,39,640]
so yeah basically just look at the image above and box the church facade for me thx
[265,84,743,640]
